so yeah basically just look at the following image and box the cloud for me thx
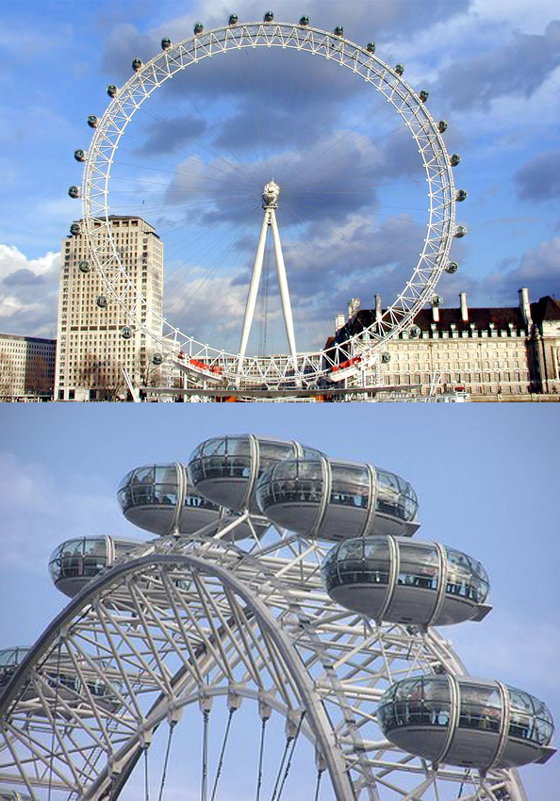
[435,20,560,111]
[135,115,207,156]
[0,244,60,336]
[515,150,560,202]
[438,234,560,306]
[0,452,124,575]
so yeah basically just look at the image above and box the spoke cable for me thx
[201,709,210,801]
[313,769,324,801]
[255,717,268,801]
[157,722,176,801]
[209,707,236,801]
[271,711,306,801]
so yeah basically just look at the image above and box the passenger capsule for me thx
[455,225,468,238]
[118,462,261,539]
[366,42,376,53]
[78,260,90,273]
[161,38,171,50]
[132,58,143,72]
[229,14,239,25]
[152,352,163,365]
[263,11,274,22]
[87,115,98,128]
[438,120,448,133]
[0,647,30,693]
[107,84,118,98]
[193,22,204,34]
[188,435,322,514]
[450,153,461,167]
[96,295,107,309]
[68,186,80,199]
[74,149,86,162]
[431,295,443,307]
[333,26,344,37]
[323,536,491,626]
[445,261,459,274]
[419,90,429,103]
[70,223,81,236]
[299,16,310,26]
[0,644,119,712]
[120,326,133,340]
[409,324,421,338]
[381,351,391,363]
[377,676,556,770]
[256,455,419,540]
[394,64,404,76]
[456,189,468,202]
[48,536,141,597]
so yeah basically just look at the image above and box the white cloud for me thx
[0,243,60,336]
[0,451,131,575]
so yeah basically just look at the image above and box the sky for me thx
[0,404,558,799]
[0,0,559,356]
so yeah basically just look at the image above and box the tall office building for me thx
[55,216,163,401]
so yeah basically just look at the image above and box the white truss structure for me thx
[0,518,527,801]
[78,20,459,389]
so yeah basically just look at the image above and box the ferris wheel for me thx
[67,14,468,390]
[0,435,554,801]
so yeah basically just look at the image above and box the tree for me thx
[136,351,164,390]
[77,354,128,402]
[0,353,17,400]
[25,355,53,397]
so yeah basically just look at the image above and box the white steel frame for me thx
[79,21,458,389]
[0,521,527,801]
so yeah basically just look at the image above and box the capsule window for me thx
[330,464,369,508]
[458,684,501,733]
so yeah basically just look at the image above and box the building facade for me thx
[55,216,164,401]
[331,289,560,399]
[0,334,56,399]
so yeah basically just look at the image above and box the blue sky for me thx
[0,405,558,798]
[0,0,559,355]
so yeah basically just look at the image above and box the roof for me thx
[339,296,559,337]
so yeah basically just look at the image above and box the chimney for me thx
[335,314,346,332]
[432,305,440,322]
[459,292,469,322]
[375,294,382,324]
[518,287,532,329]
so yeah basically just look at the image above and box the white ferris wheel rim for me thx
[80,21,458,385]
[0,531,528,801]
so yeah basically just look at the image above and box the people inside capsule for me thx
[322,536,491,626]
[49,536,141,597]
[256,456,419,540]
[118,462,260,540]
[377,676,555,770]
[188,435,321,514]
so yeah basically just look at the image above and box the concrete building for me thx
[55,216,163,401]
[330,289,560,400]
[0,334,56,399]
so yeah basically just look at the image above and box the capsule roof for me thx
[323,536,491,626]
[257,456,419,540]
[378,675,555,770]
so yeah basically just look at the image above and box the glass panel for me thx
[118,470,134,492]
[133,466,155,484]
[330,463,369,508]
[202,438,227,456]
[398,542,439,590]
[259,441,294,472]
[225,437,251,456]
[459,683,502,732]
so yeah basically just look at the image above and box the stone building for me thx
[331,289,560,399]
